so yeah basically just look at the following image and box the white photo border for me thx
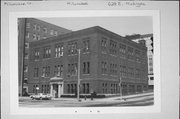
[9,10,161,115]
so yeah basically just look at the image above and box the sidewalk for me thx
[52,91,153,102]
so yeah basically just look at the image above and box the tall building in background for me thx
[28,26,148,98]
[18,18,72,96]
[125,34,154,89]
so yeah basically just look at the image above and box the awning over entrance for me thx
[50,77,63,83]
[50,77,64,98]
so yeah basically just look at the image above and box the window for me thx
[37,25,40,31]
[135,69,140,78]
[25,42,29,48]
[119,43,126,58]
[128,67,134,78]
[54,31,58,36]
[54,65,63,77]
[55,44,63,57]
[24,65,28,72]
[33,34,37,40]
[43,28,47,33]
[26,23,30,28]
[135,49,140,62]
[150,77,154,80]
[33,24,37,30]
[83,39,90,52]
[109,40,117,55]
[24,77,28,84]
[68,41,78,55]
[43,47,51,58]
[24,53,28,59]
[127,46,134,60]
[67,63,78,76]
[42,66,50,77]
[110,63,117,75]
[120,65,127,77]
[101,61,107,74]
[34,49,40,60]
[37,35,40,40]
[82,83,90,94]
[101,37,107,53]
[26,32,30,38]
[83,62,90,74]
[67,84,70,93]
[34,68,39,77]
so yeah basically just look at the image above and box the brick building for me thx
[125,34,154,89]
[18,18,71,96]
[28,26,148,98]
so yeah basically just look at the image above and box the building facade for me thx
[125,34,154,89]
[28,26,148,97]
[18,18,71,96]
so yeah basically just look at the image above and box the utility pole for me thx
[77,49,81,101]
[119,77,123,100]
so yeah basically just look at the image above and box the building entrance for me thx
[50,77,64,98]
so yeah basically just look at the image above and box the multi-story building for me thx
[125,34,154,89]
[28,26,148,98]
[18,18,71,96]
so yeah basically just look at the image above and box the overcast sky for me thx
[38,16,152,37]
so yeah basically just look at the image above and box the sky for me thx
[38,16,153,37]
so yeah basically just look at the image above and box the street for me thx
[19,92,154,107]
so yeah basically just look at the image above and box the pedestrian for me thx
[84,95,87,100]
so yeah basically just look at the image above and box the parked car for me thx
[30,93,52,100]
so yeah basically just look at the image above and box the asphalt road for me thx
[19,92,154,107]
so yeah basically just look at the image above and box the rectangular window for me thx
[37,25,40,31]
[127,47,134,60]
[54,31,58,36]
[24,77,28,84]
[68,41,78,55]
[67,84,70,93]
[43,28,47,33]
[33,34,37,40]
[37,35,40,40]
[26,23,30,28]
[55,44,63,57]
[83,39,90,52]
[25,42,29,48]
[42,67,46,77]
[43,47,51,58]
[119,43,126,58]
[33,24,37,30]
[34,49,40,60]
[26,32,30,38]
[57,65,63,77]
[24,53,28,59]
[42,66,50,77]
[135,49,140,62]
[109,40,117,55]
[83,62,90,74]
[24,65,28,72]
[101,61,107,74]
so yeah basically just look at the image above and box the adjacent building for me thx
[18,18,71,96]
[125,34,154,89]
[28,26,149,98]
